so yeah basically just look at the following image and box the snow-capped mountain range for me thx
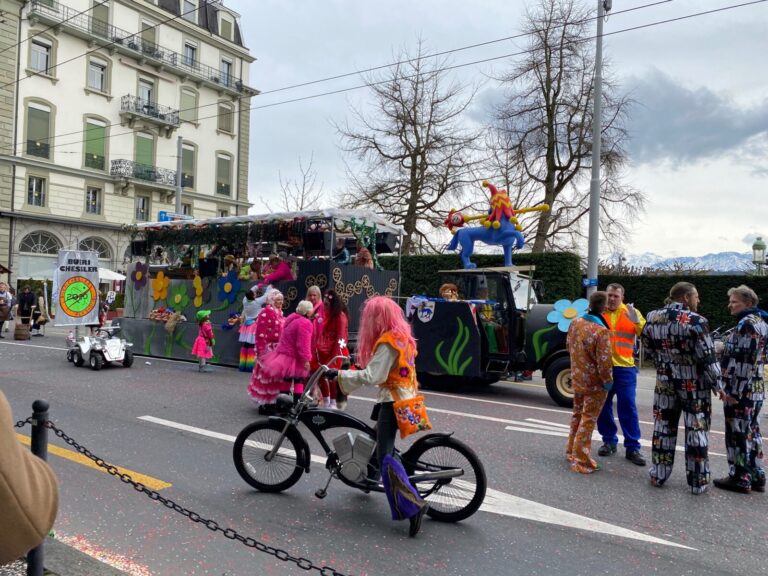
[624,251,753,273]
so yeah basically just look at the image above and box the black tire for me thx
[545,356,573,407]
[233,420,305,493]
[123,349,134,367]
[89,353,103,371]
[66,350,73,363]
[74,351,85,367]
[404,436,487,523]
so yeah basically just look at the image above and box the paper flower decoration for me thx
[131,262,148,291]
[217,270,241,305]
[168,283,190,311]
[151,271,171,302]
[546,298,589,332]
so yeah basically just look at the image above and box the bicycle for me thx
[233,357,487,522]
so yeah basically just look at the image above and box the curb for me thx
[43,537,129,576]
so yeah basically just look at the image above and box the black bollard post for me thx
[26,399,49,576]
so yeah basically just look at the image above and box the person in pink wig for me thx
[247,289,285,406]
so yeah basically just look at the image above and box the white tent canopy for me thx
[98,268,126,282]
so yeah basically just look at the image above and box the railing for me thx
[120,94,180,127]
[29,0,245,93]
[181,174,194,188]
[84,154,105,170]
[216,182,231,195]
[111,159,177,186]
[27,139,50,158]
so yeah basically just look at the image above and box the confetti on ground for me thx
[56,534,152,576]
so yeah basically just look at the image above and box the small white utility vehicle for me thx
[66,326,134,370]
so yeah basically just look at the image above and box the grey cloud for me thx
[626,69,768,165]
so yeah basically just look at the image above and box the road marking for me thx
[16,434,171,490]
[505,418,726,457]
[139,415,692,549]
[420,389,572,415]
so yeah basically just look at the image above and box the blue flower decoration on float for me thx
[217,270,241,304]
[546,298,589,332]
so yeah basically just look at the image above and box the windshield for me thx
[510,274,537,311]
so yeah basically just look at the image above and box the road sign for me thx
[582,278,598,287]
[158,211,193,222]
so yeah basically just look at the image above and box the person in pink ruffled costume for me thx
[247,289,285,406]
[249,300,314,414]
[191,310,215,372]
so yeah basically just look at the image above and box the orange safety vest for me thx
[602,307,639,365]
[373,332,418,391]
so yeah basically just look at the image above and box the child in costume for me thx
[238,290,260,372]
[191,310,215,372]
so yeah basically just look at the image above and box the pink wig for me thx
[355,296,415,367]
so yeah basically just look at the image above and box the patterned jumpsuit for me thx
[641,302,722,493]
[720,309,767,490]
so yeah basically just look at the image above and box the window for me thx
[216,153,231,195]
[30,40,51,74]
[79,237,111,259]
[182,203,193,216]
[91,1,109,37]
[26,103,51,159]
[218,209,229,218]
[182,0,197,23]
[179,88,198,123]
[183,42,197,68]
[27,176,46,207]
[135,195,150,221]
[181,143,195,189]
[220,59,232,86]
[219,17,233,41]
[135,133,154,167]
[85,187,103,215]
[88,58,107,92]
[20,231,61,255]
[84,119,106,170]
[217,102,234,133]
[138,78,154,106]
[141,21,157,55]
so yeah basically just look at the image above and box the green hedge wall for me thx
[599,275,768,330]
[379,252,582,303]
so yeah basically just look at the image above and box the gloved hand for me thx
[324,369,338,380]
[626,304,639,325]
[603,381,613,391]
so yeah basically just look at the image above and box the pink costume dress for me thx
[247,304,285,404]
[249,313,313,405]
[191,321,214,359]
[257,261,294,288]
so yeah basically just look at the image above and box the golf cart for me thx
[67,325,134,370]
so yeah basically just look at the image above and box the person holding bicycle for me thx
[327,296,429,537]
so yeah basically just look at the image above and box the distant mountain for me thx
[625,251,752,273]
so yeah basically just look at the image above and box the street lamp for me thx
[752,236,766,276]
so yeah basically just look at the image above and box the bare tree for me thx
[489,0,644,253]
[261,154,324,212]
[336,40,481,254]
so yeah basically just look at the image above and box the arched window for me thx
[19,231,62,254]
[79,236,112,259]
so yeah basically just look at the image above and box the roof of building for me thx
[156,0,245,48]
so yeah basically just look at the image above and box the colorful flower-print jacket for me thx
[566,315,613,394]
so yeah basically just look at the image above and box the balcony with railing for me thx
[216,182,231,196]
[84,154,105,170]
[26,140,50,159]
[111,159,176,187]
[28,0,248,95]
[120,95,180,134]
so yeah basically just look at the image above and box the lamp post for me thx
[585,0,612,296]
[752,236,766,276]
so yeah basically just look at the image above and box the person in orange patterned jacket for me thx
[566,291,614,474]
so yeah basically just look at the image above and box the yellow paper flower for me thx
[151,271,171,301]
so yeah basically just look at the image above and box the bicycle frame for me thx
[263,358,463,492]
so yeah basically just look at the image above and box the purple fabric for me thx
[381,455,425,521]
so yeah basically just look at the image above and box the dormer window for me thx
[182,0,197,24]
[219,14,234,41]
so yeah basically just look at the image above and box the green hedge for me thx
[599,274,768,330]
[379,252,582,303]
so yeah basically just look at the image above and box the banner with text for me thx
[54,250,100,326]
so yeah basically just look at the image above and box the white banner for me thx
[54,251,100,326]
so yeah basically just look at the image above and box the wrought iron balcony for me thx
[111,159,176,186]
[120,95,180,128]
[27,140,50,159]
[181,174,194,188]
[216,182,231,195]
[84,154,105,170]
[28,0,247,95]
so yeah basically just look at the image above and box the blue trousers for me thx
[597,366,641,452]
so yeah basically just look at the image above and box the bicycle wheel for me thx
[404,437,487,522]
[233,420,305,493]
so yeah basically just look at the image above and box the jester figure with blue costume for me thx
[444,180,549,269]
[334,296,430,537]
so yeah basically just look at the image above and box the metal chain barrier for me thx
[15,419,347,576]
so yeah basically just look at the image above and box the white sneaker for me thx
[329,400,338,409]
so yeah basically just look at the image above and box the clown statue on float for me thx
[445,181,550,269]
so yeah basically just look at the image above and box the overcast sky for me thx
[226,0,768,259]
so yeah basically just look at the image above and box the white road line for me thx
[421,389,572,415]
[139,414,693,550]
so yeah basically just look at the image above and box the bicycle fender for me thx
[266,416,312,473]
[402,432,455,459]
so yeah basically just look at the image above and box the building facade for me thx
[0,0,255,283]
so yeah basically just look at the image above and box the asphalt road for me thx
[2,327,765,576]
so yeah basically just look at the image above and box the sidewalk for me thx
[0,538,127,576]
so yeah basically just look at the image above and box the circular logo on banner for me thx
[59,276,98,318]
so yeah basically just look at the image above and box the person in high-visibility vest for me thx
[596,283,647,466]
